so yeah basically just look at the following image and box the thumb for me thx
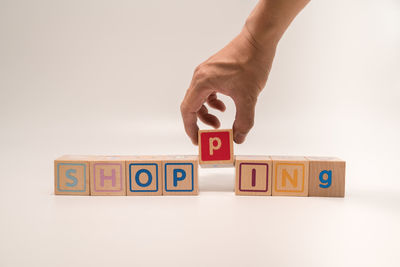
[232,96,256,144]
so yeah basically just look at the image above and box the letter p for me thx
[209,137,222,156]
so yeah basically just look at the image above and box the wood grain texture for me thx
[198,129,234,167]
[162,155,198,196]
[54,155,91,195]
[90,156,126,196]
[271,156,309,197]
[235,156,272,196]
[307,157,345,197]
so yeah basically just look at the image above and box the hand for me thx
[180,26,276,145]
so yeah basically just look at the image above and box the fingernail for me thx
[234,133,246,144]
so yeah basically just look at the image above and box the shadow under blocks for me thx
[54,129,345,197]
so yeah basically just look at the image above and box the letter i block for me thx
[306,157,345,197]
[235,156,272,196]
[198,129,234,167]
[54,155,91,195]
[271,156,309,197]
[162,156,198,195]
[125,156,162,196]
[90,156,126,196]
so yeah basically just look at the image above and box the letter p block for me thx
[198,129,234,167]
[163,156,198,195]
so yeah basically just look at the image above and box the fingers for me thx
[197,105,221,128]
[181,86,212,145]
[232,95,256,144]
[206,93,226,112]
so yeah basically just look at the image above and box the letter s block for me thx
[198,129,234,167]
[54,155,91,195]
[307,157,345,197]
[162,155,198,195]
[271,156,309,197]
[90,156,126,196]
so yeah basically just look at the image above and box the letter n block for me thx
[198,129,234,167]
[126,156,162,196]
[307,157,345,197]
[90,156,126,196]
[54,155,90,195]
[271,156,309,197]
[162,156,198,195]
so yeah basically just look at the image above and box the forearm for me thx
[244,0,310,49]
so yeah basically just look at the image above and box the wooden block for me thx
[162,155,198,195]
[125,156,163,196]
[271,156,309,197]
[307,157,345,197]
[235,156,272,196]
[90,156,126,196]
[54,155,91,195]
[198,129,234,167]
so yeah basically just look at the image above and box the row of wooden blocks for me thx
[54,154,345,197]
[54,129,345,197]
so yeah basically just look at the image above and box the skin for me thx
[180,0,310,145]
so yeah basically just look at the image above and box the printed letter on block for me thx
[235,156,272,196]
[272,156,309,197]
[163,156,198,195]
[198,129,234,167]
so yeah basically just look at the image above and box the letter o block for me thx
[198,129,234,167]
[307,157,345,197]
[126,156,162,196]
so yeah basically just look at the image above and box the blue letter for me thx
[319,170,332,188]
[135,169,152,187]
[173,169,186,187]
[65,169,78,187]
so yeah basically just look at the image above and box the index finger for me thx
[180,86,212,145]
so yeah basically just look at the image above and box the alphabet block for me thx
[54,155,91,195]
[307,157,345,197]
[125,156,163,196]
[271,156,309,196]
[235,156,272,196]
[90,156,126,196]
[198,129,234,167]
[162,155,198,195]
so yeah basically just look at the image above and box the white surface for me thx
[1,0,400,266]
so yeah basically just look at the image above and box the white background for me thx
[1,0,400,266]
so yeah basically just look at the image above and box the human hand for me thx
[180,27,276,145]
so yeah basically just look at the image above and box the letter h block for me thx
[90,156,126,196]
[125,156,162,196]
[54,155,91,195]
[162,156,198,195]
[271,156,309,197]
[307,157,345,197]
[235,156,272,196]
[198,129,234,167]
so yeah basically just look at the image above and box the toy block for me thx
[90,156,126,196]
[54,155,91,195]
[235,156,272,196]
[125,156,163,196]
[306,157,345,197]
[271,156,309,196]
[162,155,198,195]
[198,129,234,167]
